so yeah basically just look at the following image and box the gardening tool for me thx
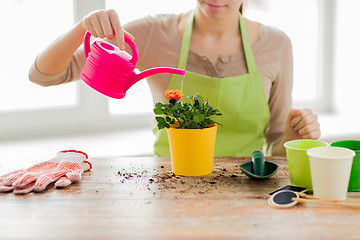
[268,190,360,208]
[252,150,265,175]
[239,150,279,179]
[80,32,186,99]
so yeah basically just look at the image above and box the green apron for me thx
[154,12,270,157]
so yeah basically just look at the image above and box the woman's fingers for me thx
[82,16,96,36]
[90,15,105,38]
[300,127,321,139]
[293,109,317,131]
[82,9,133,50]
[287,109,301,127]
[297,119,320,138]
[108,9,125,49]
[124,30,135,40]
[288,108,321,139]
[98,10,114,40]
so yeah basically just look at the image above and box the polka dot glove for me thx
[0,150,92,194]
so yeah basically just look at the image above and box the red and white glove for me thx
[0,150,92,194]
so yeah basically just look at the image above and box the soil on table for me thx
[115,160,289,198]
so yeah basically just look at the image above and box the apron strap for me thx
[239,13,258,73]
[177,11,258,73]
[176,11,194,70]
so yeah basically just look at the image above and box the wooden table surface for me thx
[1,156,360,240]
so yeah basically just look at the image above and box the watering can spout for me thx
[133,67,186,82]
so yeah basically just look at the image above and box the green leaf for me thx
[193,113,205,124]
[157,123,166,130]
[155,117,166,124]
[155,102,164,108]
[163,108,172,115]
[153,108,164,115]
[173,111,182,118]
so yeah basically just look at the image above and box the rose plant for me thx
[154,89,222,130]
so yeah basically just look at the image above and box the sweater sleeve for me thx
[265,32,294,151]
[28,46,85,86]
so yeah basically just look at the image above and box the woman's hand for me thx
[270,108,321,156]
[82,9,134,50]
[285,108,321,141]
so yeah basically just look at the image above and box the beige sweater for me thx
[29,13,293,147]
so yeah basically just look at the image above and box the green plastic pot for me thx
[330,140,360,191]
[284,139,328,190]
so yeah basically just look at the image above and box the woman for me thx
[29,0,321,156]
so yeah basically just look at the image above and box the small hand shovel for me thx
[239,150,279,180]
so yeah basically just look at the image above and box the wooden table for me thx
[1,156,360,239]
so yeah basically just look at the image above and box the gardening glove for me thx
[0,150,92,195]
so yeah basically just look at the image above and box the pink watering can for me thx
[80,32,186,99]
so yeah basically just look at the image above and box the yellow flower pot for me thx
[167,124,217,176]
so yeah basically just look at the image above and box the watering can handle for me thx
[83,31,139,65]
[84,31,91,59]
[124,35,139,65]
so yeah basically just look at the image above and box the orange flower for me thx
[165,89,184,101]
